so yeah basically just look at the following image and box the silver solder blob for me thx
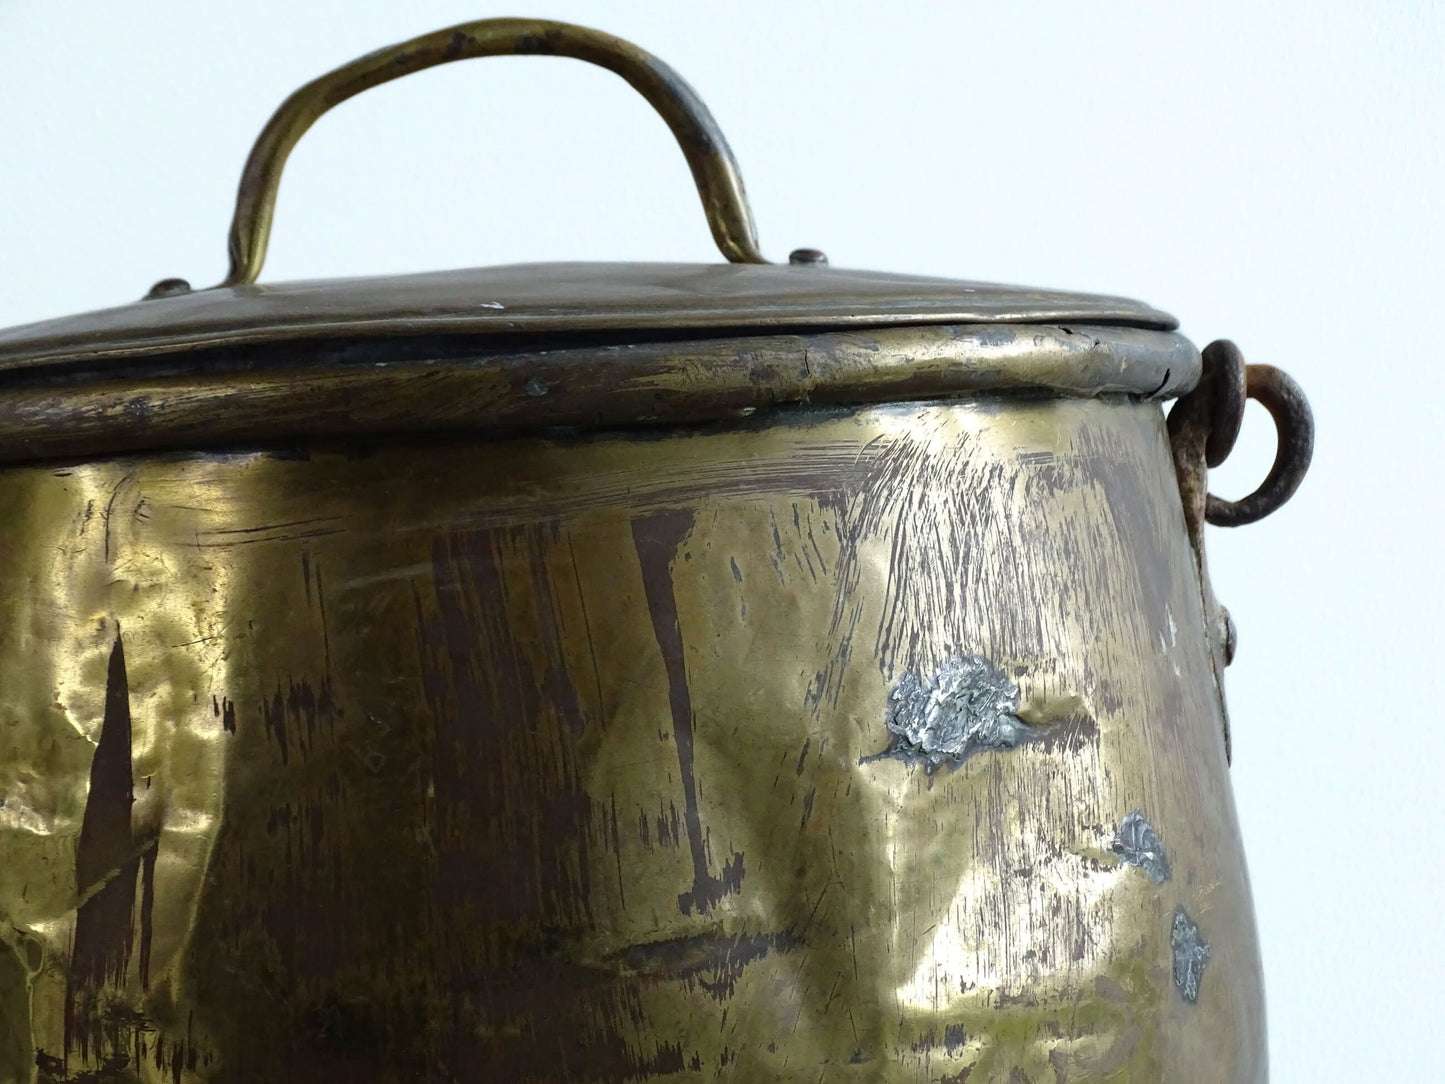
[883,654,1031,771]
[1171,906,1211,1004]
[1112,809,1172,884]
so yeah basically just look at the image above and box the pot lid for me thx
[0,17,1201,468]
[0,17,1182,373]
[0,261,1176,373]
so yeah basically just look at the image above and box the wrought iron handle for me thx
[219,17,768,287]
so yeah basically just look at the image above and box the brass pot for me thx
[0,18,1312,1084]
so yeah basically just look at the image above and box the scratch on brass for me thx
[1111,809,1171,884]
[1171,906,1210,1003]
[870,654,1034,771]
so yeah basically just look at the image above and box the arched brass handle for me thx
[221,17,768,287]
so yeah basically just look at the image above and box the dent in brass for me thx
[0,396,1265,1081]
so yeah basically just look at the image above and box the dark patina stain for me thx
[410,523,677,1080]
[910,1023,969,1055]
[0,937,37,1082]
[178,520,677,1082]
[261,677,339,765]
[62,632,159,1069]
[211,694,237,734]
[631,510,745,915]
[620,930,802,1002]
[651,800,681,849]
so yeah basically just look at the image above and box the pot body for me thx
[0,392,1264,1082]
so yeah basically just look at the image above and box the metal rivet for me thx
[788,248,828,266]
[145,278,192,300]
[1219,607,1238,666]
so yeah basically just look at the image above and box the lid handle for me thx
[220,17,769,287]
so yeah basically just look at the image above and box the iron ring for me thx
[1205,363,1314,527]
[1202,339,1247,468]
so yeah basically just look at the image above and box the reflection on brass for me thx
[0,400,1266,1081]
[0,323,1198,466]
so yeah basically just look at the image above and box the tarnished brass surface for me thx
[223,17,769,282]
[0,396,1264,1082]
[0,323,1199,465]
[0,263,1177,374]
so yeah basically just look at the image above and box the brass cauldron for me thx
[0,18,1313,1084]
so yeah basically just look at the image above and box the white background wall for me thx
[1,1,1440,1078]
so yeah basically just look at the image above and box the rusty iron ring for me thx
[1167,339,1314,528]
[1205,363,1314,526]
[1202,339,1247,468]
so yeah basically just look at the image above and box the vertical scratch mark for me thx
[100,473,135,565]
[525,528,586,737]
[315,560,332,676]
[729,556,748,619]
[138,844,158,990]
[610,792,626,908]
[567,532,607,718]
[767,511,787,584]
[301,550,313,607]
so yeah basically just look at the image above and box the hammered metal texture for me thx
[0,397,1264,1082]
